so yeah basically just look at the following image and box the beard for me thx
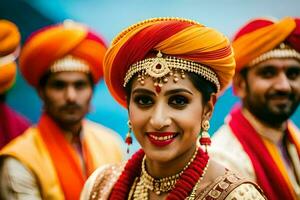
[244,90,300,127]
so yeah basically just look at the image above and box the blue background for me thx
[1,0,299,147]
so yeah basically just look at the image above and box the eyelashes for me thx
[168,95,189,107]
[133,94,190,109]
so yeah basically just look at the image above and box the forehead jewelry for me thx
[124,51,220,93]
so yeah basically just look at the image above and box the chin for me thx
[144,148,176,163]
[59,116,83,125]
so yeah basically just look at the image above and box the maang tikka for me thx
[125,120,133,153]
[123,51,220,93]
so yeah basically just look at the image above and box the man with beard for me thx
[210,17,300,200]
[0,21,123,200]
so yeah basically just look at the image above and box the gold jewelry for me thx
[124,51,220,92]
[248,43,300,67]
[50,55,90,73]
[125,120,133,153]
[200,120,211,153]
[131,148,198,199]
[187,160,210,200]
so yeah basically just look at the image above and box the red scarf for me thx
[38,113,85,200]
[109,148,209,200]
[228,105,297,200]
[0,102,31,149]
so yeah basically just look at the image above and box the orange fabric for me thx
[0,118,123,200]
[104,18,235,107]
[232,17,297,71]
[0,20,20,93]
[288,122,300,156]
[0,20,20,56]
[262,139,297,199]
[38,114,85,200]
[0,63,16,94]
[19,21,107,87]
[0,127,65,199]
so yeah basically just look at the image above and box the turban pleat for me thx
[233,17,298,71]
[19,23,107,87]
[0,20,20,94]
[104,18,235,107]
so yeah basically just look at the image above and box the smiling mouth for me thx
[146,132,178,147]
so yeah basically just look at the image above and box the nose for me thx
[65,86,77,103]
[149,102,172,130]
[273,73,292,93]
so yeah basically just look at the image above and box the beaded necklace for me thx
[109,148,209,200]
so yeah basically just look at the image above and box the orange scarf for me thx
[229,105,299,200]
[37,114,86,200]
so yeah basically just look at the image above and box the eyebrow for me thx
[164,88,193,96]
[132,88,156,96]
[132,88,193,96]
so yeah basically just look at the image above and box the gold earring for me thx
[199,120,211,153]
[125,120,132,153]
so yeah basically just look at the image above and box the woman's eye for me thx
[134,95,153,106]
[169,95,189,107]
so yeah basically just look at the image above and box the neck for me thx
[145,145,197,178]
[54,119,82,143]
[242,107,287,143]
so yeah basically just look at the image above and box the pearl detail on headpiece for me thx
[123,51,220,92]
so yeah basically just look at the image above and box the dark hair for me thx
[125,72,217,105]
[239,67,249,79]
[38,71,94,89]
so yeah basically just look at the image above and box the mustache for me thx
[60,103,82,110]
[266,91,295,99]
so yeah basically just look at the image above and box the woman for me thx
[81,17,266,200]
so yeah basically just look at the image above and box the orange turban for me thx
[19,20,107,87]
[233,17,300,72]
[0,20,20,94]
[104,18,236,107]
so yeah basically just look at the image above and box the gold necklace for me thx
[130,149,198,199]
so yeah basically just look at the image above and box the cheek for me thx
[80,90,93,103]
[44,91,62,106]
[128,105,147,130]
[175,106,203,135]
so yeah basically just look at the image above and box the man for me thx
[210,17,300,200]
[0,19,31,149]
[0,20,123,200]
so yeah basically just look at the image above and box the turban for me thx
[19,20,107,87]
[233,17,300,72]
[104,17,236,107]
[0,20,20,94]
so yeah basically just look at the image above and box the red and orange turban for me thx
[0,20,20,94]
[233,17,300,72]
[19,20,107,87]
[104,17,236,107]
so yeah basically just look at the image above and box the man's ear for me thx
[203,93,216,120]
[233,73,247,99]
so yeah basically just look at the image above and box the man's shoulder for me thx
[84,120,115,133]
[0,126,40,153]
[212,124,236,143]
[83,120,122,142]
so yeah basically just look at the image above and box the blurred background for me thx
[1,0,299,150]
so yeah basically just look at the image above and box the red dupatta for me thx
[0,102,31,149]
[228,104,298,200]
[37,113,85,200]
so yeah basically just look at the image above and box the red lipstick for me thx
[146,132,177,147]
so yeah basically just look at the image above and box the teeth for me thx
[149,134,175,141]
